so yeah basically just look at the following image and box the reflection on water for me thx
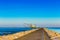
[0,32,11,35]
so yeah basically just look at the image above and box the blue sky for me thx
[0,0,60,27]
[0,0,60,18]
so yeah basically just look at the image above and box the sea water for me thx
[0,27,32,36]
[0,27,60,36]
[48,27,60,33]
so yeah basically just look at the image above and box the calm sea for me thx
[0,27,60,35]
[0,27,32,36]
[48,27,60,33]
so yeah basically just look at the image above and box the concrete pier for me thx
[0,28,60,40]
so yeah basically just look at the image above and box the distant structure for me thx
[29,24,37,29]
[24,23,37,29]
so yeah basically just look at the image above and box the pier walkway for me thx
[15,28,51,40]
